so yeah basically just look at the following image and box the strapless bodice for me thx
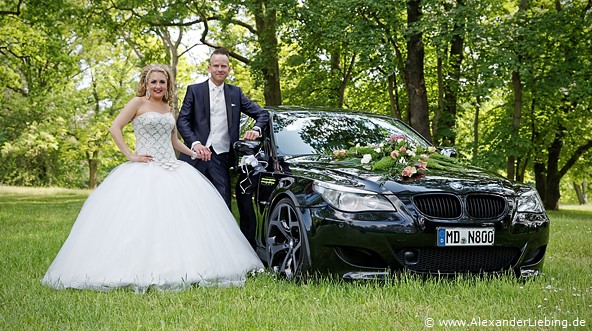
[132,112,182,170]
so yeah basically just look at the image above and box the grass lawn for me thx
[1,185,590,330]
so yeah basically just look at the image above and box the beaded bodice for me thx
[132,112,182,170]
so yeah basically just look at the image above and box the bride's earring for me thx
[164,90,169,100]
[145,90,151,99]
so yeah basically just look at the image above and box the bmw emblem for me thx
[449,182,463,190]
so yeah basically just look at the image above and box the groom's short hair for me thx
[211,48,230,60]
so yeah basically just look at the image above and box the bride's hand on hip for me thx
[130,153,153,163]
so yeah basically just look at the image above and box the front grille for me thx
[413,193,508,220]
[466,195,506,219]
[396,247,519,273]
[413,194,461,218]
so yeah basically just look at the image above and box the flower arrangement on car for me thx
[332,134,440,178]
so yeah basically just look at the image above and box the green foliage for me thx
[281,0,403,109]
[1,119,64,186]
[451,0,592,193]
[1,0,591,203]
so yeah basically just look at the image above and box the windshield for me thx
[272,112,431,156]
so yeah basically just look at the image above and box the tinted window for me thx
[272,112,430,156]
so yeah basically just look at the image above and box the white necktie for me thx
[213,87,222,104]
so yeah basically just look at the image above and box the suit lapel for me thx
[223,85,232,128]
[201,81,211,128]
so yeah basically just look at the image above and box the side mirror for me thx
[233,140,263,171]
[439,147,458,158]
[233,140,261,155]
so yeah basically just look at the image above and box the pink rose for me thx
[418,160,428,170]
[401,166,417,177]
[388,134,405,143]
[390,150,399,159]
[333,149,346,158]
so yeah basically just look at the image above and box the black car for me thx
[235,107,549,279]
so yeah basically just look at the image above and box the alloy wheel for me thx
[266,198,309,279]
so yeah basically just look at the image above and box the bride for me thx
[42,64,263,292]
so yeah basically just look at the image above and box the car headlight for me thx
[517,189,545,213]
[312,181,396,212]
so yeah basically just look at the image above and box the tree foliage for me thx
[1,0,590,209]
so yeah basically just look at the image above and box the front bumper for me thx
[306,207,550,278]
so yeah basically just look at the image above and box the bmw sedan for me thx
[235,107,549,279]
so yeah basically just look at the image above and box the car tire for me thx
[265,197,310,279]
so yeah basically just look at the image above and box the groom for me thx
[177,48,268,247]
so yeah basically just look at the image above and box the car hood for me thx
[284,155,519,196]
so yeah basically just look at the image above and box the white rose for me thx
[361,154,372,164]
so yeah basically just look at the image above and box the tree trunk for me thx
[88,150,99,189]
[507,0,528,181]
[516,156,527,183]
[543,129,564,210]
[536,119,592,210]
[337,54,356,109]
[387,73,401,119]
[507,70,522,181]
[439,0,465,146]
[533,162,546,201]
[432,56,443,142]
[472,93,481,159]
[573,181,588,205]
[254,3,281,106]
[375,10,408,121]
[405,0,432,142]
[545,173,561,211]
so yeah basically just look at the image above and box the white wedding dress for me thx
[42,112,263,292]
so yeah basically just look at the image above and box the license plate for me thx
[437,227,494,246]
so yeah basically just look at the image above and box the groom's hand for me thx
[192,144,212,161]
[242,129,260,141]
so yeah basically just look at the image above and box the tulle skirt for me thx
[41,161,263,292]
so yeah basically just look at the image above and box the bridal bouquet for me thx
[332,134,438,178]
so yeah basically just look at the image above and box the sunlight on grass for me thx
[1,187,590,330]
[0,185,93,196]
[557,203,592,213]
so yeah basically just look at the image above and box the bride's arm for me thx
[171,126,196,158]
[109,97,150,162]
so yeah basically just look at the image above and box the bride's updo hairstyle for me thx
[136,64,175,107]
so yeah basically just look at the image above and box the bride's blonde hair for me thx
[136,64,175,107]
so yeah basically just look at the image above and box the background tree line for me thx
[1,0,590,210]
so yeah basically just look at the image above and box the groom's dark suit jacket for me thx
[177,80,269,166]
